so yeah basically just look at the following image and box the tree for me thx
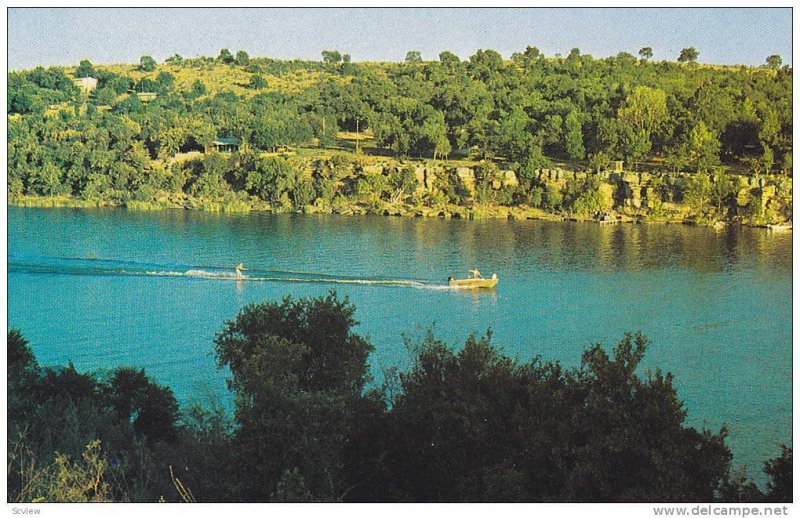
[762,145,775,174]
[28,161,64,196]
[214,291,374,500]
[520,45,543,67]
[340,54,354,74]
[405,51,422,63]
[383,331,733,502]
[618,86,669,136]
[248,102,312,151]
[757,106,781,144]
[494,106,533,162]
[8,329,39,418]
[420,110,451,159]
[616,52,637,67]
[780,151,792,175]
[245,156,291,201]
[93,86,117,106]
[321,50,343,64]
[8,329,36,379]
[564,110,585,160]
[191,153,232,198]
[165,53,183,64]
[218,48,234,64]
[639,47,653,61]
[154,71,175,94]
[617,86,668,166]
[686,121,721,173]
[250,74,267,90]
[103,367,179,443]
[75,59,95,78]
[468,49,504,80]
[566,47,581,63]
[684,172,713,214]
[187,79,207,99]
[665,144,691,174]
[678,47,699,64]
[235,50,250,66]
[6,308,788,503]
[520,142,552,174]
[316,115,339,149]
[765,55,782,70]
[283,168,317,209]
[439,51,460,68]
[8,83,43,114]
[764,446,792,502]
[709,171,733,215]
[621,128,652,171]
[588,151,610,173]
[138,55,157,72]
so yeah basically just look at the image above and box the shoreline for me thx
[8,194,791,231]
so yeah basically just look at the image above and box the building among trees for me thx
[72,76,97,93]
[207,137,241,153]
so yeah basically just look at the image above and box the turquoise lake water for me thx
[7,207,792,480]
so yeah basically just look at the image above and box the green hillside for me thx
[8,48,792,222]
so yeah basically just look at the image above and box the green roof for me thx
[213,137,240,145]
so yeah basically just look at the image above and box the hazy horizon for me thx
[8,7,792,71]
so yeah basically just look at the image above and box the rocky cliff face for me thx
[444,165,788,221]
[290,156,792,224]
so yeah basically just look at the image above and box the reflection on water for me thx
[456,286,498,307]
[7,207,792,482]
[14,208,790,276]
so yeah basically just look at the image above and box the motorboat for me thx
[447,272,498,289]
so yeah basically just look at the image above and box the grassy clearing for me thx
[98,62,345,98]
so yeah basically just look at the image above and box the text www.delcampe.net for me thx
[653,506,790,516]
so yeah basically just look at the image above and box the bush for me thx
[588,151,610,172]
[250,74,267,90]
[9,438,114,503]
[764,446,792,502]
[525,185,544,207]
[381,331,734,502]
[388,166,417,197]
[563,176,606,214]
[543,184,563,210]
[245,156,290,202]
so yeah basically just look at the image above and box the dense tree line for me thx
[8,48,792,211]
[7,293,792,502]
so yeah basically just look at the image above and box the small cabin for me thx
[207,137,241,153]
[73,77,98,93]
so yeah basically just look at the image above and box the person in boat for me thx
[235,263,246,278]
[469,269,482,279]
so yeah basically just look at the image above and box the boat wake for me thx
[9,255,452,290]
[140,268,436,288]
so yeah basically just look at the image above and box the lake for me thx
[7,207,792,481]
